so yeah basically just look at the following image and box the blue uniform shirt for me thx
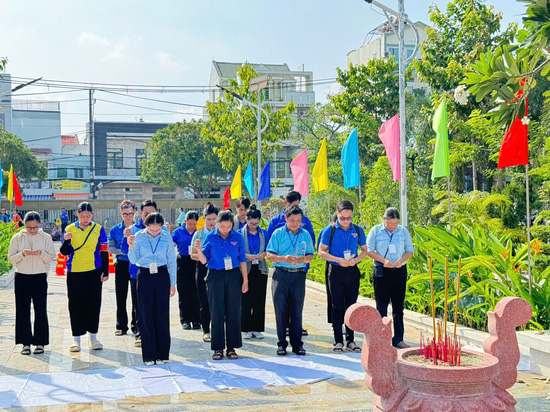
[201,229,246,270]
[128,229,177,286]
[121,219,168,278]
[267,210,315,245]
[60,211,69,224]
[366,223,414,265]
[266,226,315,270]
[319,222,366,266]
[108,222,129,261]
[240,227,269,255]
[172,224,195,256]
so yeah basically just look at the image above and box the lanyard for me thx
[148,236,162,255]
[248,231,260,254]
[339,226,353,250]
[286,228,299,252]
[219,233,231,256]
[384,229,394,258]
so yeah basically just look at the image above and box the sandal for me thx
[33,346,44,354]
[277,346,287,356]
[212,350,224,361]
[21,346,31,355]
[333,342,344,353]
[226,349,238,360]
[346,341,361,353]
[203,333,211,342]
[69,342,81,352]
[114,330,126,336]
[292,346,306,356]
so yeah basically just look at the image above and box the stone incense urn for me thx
[345,297,532,412]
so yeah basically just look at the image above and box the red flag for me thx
[223,187,230,209]
[13,172,23,207]
[497,115,528,169]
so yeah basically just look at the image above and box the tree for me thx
[202,64,295,174]
[140,120,227,198]
[0,129,47,193]
[0,57,7,72]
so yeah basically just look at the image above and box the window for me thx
[107,148,123,169]
[57,168,68,178]
[74,168,84,178]
[136,149,146,175]
[274,160,289,178]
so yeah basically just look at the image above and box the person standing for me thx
[176,208,186,227]
[194,210,248,361]
[240,205,269,340]
[60,207,69,235]
[266,205,314,356]
[172,211,200,330]
[108,200,137,336]
[366,207,414,349]
[233,197,250,230]
[190,203,219,342]
[318,201,367,353]
[60,202,109,352]
[1,208,10,223]
[8,212,56,355]
[128,213,176,365]
[11,209,22,227]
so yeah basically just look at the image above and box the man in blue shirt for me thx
[108,200,137,337]
[267,205,314,357]
[60,208,69,235]
[318,201,368,353]
[0,208,10,223]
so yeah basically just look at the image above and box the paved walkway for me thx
[0,241,549,411]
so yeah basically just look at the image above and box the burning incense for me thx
[453,256,462,340]
[443,256,449,336]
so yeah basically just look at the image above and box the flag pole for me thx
[447,176,452,231]
[525,164,533,296]
[358,184,363,226]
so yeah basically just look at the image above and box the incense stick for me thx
[453,256,462,340]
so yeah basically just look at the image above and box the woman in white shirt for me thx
[8,212,56,355]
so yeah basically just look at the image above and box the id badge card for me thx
[388,244,397,254]
[252,257,259,265]
[149,262,158,274]
[344,250,352,261]
[188,245,193,255]
[224,256,232,271]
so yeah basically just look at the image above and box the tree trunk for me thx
[471,137,477,191]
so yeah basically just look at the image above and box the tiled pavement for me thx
[0,242,548,411]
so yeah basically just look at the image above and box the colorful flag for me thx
[13,172,23,207]
[312,138,328,192]
[223,187,231,209]
[341,128,360,188]
[378,114,401,181]
[290,150,309,196]
[498,107,529,169]
[7,164,14,202]
[258,160,271,201]
[243,161,255,198]
[0,159,3,191]
[431,100,450,180]
[230,165,242,199]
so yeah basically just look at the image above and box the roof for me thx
[62,135,78,145]
[213,61,291,78]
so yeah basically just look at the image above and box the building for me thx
[347,21,429,93]
[209,61,316,195]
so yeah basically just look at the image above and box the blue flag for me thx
[258,160,271,201]
[341,128,360,188]
[0,159,3,191]
[243,161,255,198]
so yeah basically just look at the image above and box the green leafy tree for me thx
[0,129,47,192]
[140,120,227,198]
[202,64,295,174]
[0,57,7,72]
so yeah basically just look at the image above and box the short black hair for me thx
[246,204,261,220]
[236,197,251,209]
[217,209,233,223]
[285,190,302,204]
[141,199,157,211]
[331,213,338,223]
[384,207,400,220]
[337,200,354,212]
[77,202,93,213]
[120,200,136,210]
[204,203,219,217]
[24,211,41,223]
[144,212,164,226]
[286,205,303,217]
[185,211,199,221]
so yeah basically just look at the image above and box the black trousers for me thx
[195,262,210,333]
[176,254,200,324]
[67,269,103,336]
[61,222,67,235]
[137,265,171,362]
[373,265,408,346]
[206,268,242,351]
[325,262,332,323]
[129,278,140,338]
[272,268,306,350]
[114,259,137,333]
[241,265,267,332]
[328,264,360,344]
[15,273,49,346]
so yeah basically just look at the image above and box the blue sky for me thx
[0,0,526,135]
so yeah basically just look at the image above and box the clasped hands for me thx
[22,249,42,257]
[383,259,403,268]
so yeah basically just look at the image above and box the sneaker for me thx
[192,322,202,330]
[182,322,191,330]
[144,361,155,366]
[89,340,103,350]
[156,359,165,365]
[253,332,264,339]
[243,332,253,339]
[134,339,142,347]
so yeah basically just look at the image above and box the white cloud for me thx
[156,51,189,73]
[77,31,130,60]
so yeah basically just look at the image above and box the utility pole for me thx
[88,89,94,199]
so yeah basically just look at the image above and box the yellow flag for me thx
[312,139,328,192]
[230,165,242,199]
[7,164,14,202]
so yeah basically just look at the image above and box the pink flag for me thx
[290,149,309,196]
[378,114,401,181]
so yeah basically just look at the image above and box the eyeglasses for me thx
[247,221,260,227]
[26,226,40,230]
[122,213,135,217]
[339,216,353,222]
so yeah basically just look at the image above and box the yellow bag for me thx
[56,218,62,227]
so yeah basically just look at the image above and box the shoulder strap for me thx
[328,224,336,249]
[73,223,97,252]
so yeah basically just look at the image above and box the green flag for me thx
[431,99,449,180]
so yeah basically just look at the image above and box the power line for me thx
[95,98,206,116]
[97,89,206,108]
